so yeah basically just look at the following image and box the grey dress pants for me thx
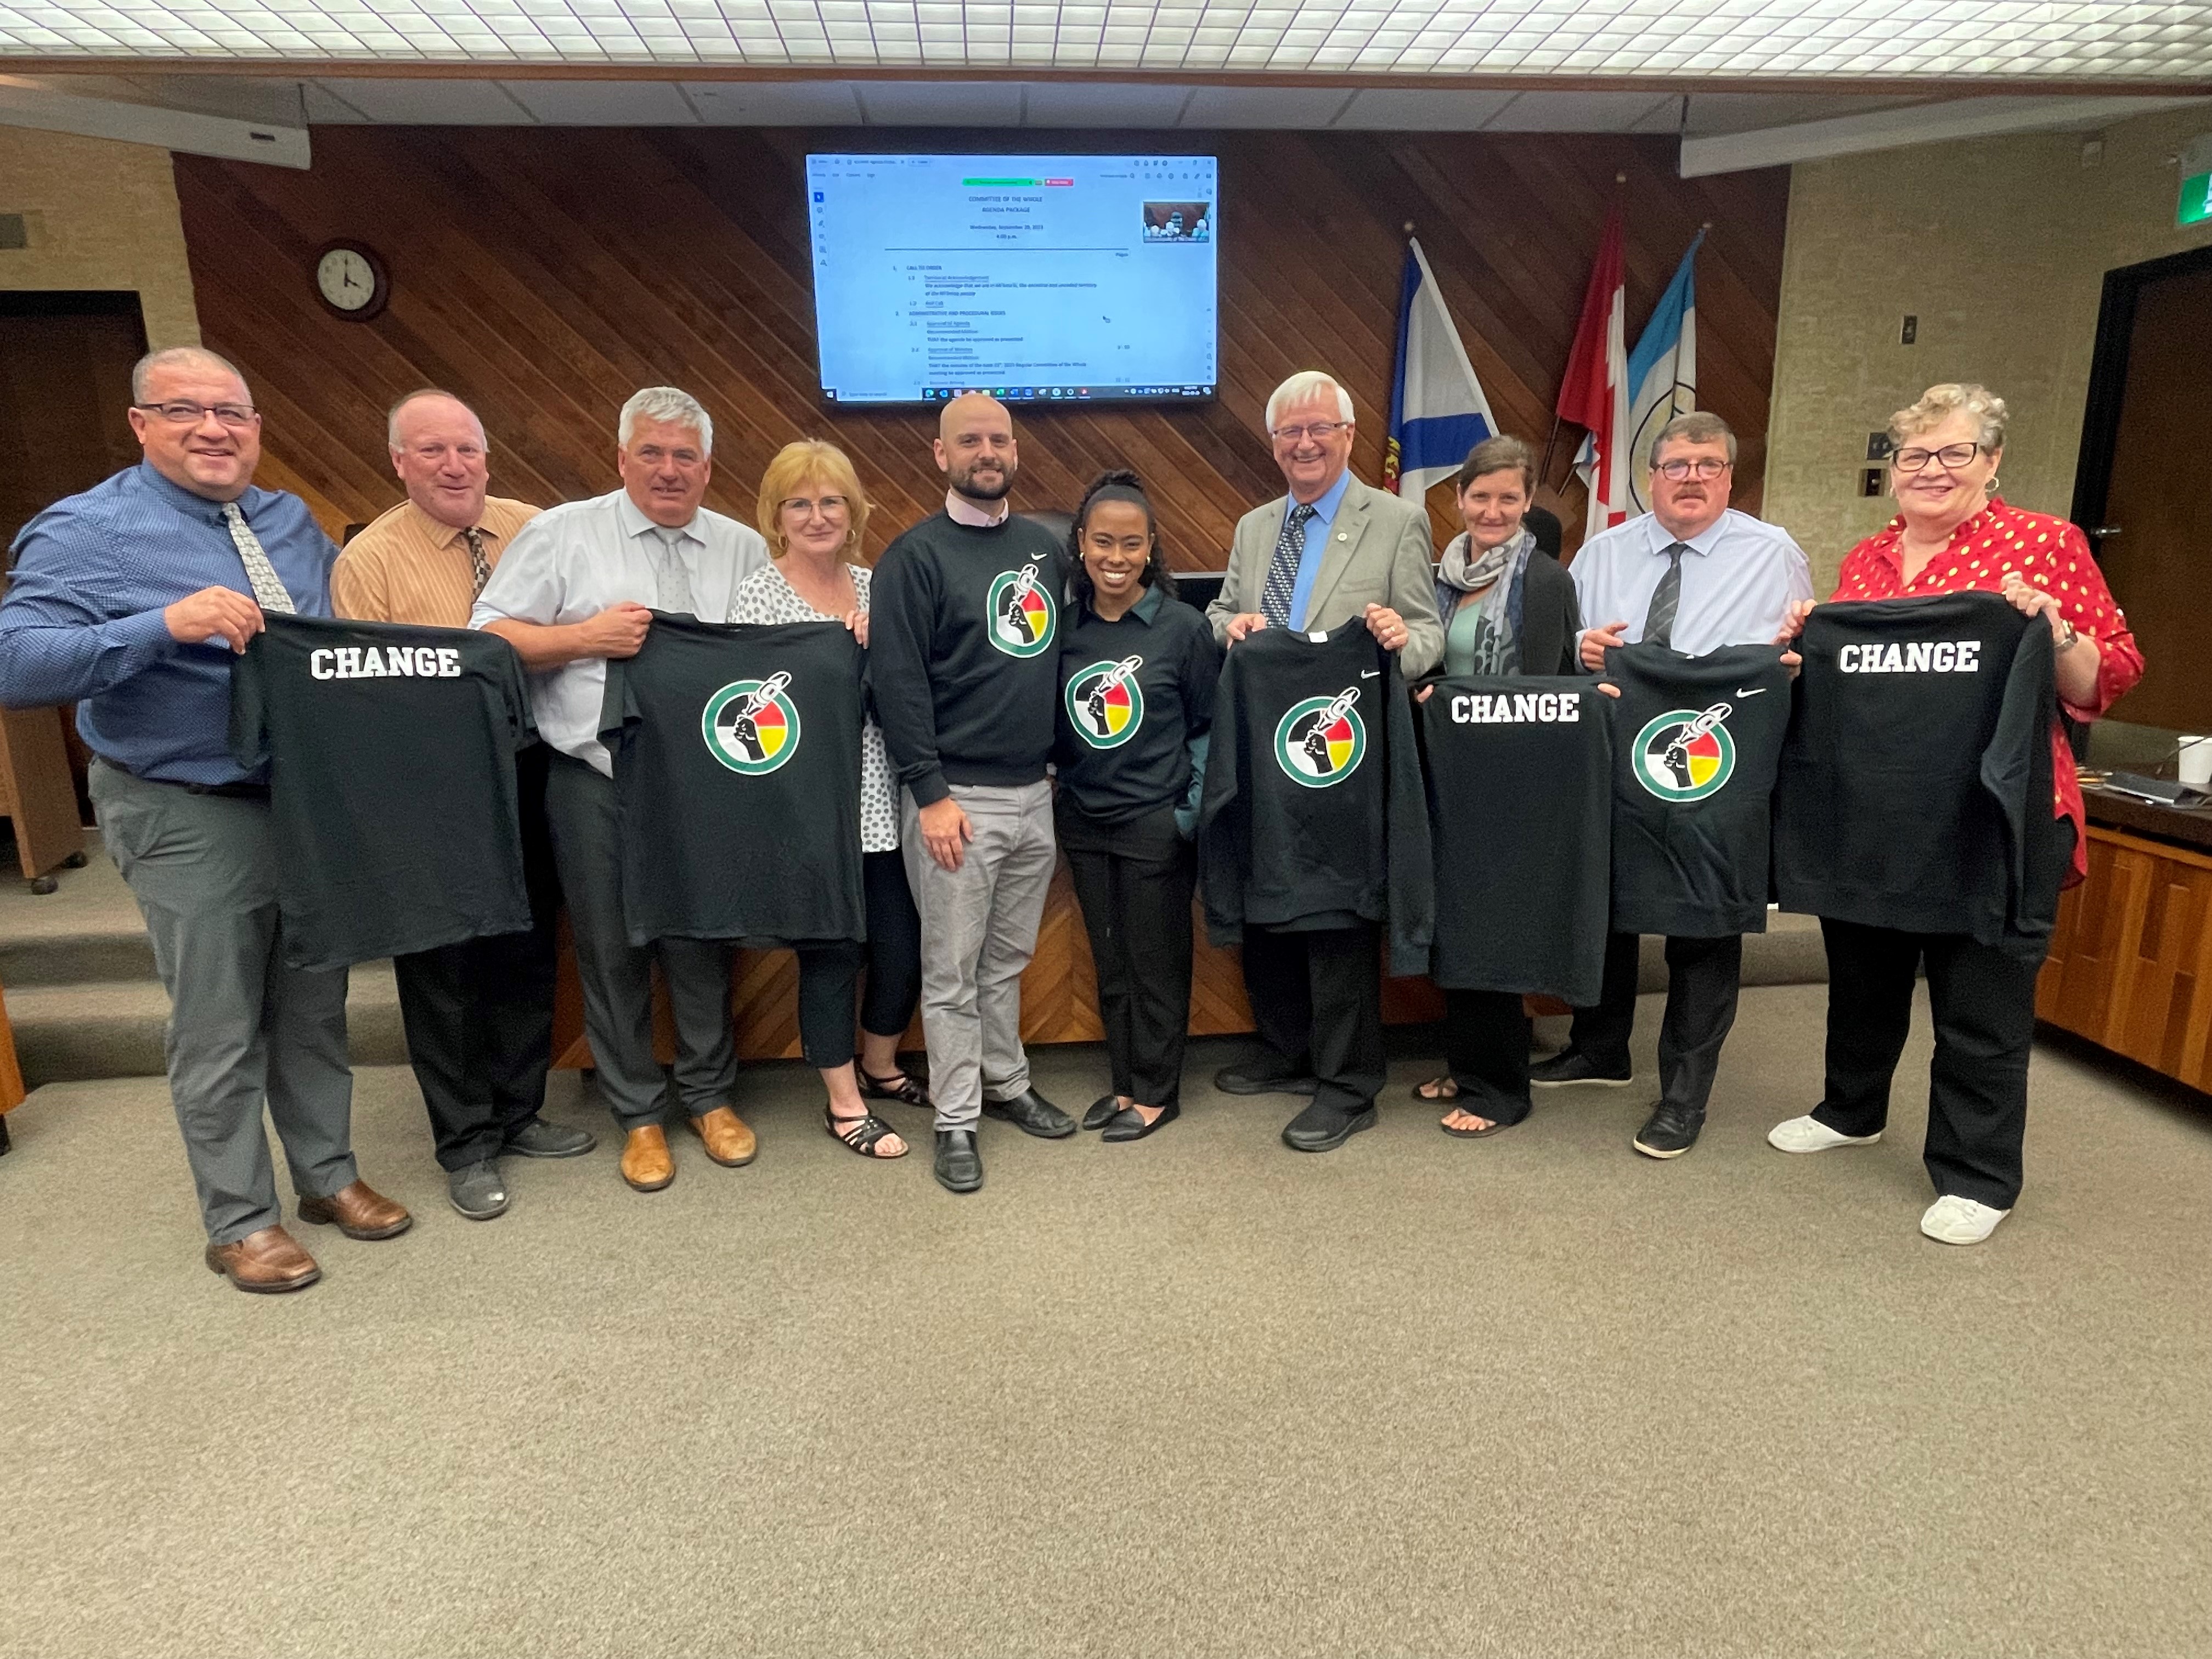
[901,781,1055,1130]
[543,752,738,1132]
[89,760,357,1245]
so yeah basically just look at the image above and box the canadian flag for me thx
[1558,203,1630,533]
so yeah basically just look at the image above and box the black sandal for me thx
[858,1068,930,1110]
[1413,1075,1460,1102]
[826,1105,909,1159]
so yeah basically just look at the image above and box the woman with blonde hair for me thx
[730,439,926,1159]
[1771,383,2143,1244]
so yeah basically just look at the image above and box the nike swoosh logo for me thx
[1360,670,1380,679]
[1735,687,1768,697]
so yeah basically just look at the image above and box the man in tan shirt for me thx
[332,390,591,1221]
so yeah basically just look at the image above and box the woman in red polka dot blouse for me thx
[1769,383,2143,1247]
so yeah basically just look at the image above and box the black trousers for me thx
[392,742,560,1171]
[1060,804,1195,1109]
[1440,988,1532,1126]
[793,849,925,1070]
[1241,920,1385,1117]
[1569,930,1743,1114]
[1811,819,2072,1210]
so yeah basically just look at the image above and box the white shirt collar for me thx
[616,489,703,545]
[1649,509,1732,558]
[944,489,1010,528]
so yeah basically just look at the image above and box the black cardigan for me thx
[1425,550,1583,680]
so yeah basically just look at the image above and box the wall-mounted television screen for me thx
[805,154,1218,407]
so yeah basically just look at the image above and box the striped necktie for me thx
[220,501,295,615]
[463,527,492,597]
[1643,541,1689,648]
[1262,502,1317,629]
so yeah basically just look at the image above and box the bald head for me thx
[933,393,1018,507]
[387,389,492,531]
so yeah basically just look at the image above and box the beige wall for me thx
[0,126,199,348]
[1764,104,2212,589]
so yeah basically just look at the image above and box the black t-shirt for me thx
[1420,676,1613,1002]
[868,512,1065,807]
[1600,642,1792,938]
[1198,620,1434,975]
[1054,584,1221,825]
[600,614,866,948]
[229,612,535,972]
[1774,592,2058,955]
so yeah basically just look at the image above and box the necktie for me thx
[1643,541,1689,648]
[653,529,693,617]
[1262,503,1317,629]
[462,527,492,598]
[220,501,295,615]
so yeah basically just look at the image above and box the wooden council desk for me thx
[2038,787,2212,1093]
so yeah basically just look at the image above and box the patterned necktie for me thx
[462,527,492,598]
[653,528,693,617]
[1643,541,1689,648]
[1262,502,1318,629]
[220,501,295,615]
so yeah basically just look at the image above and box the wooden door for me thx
[2089,262,2212,732]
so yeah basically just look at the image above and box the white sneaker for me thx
[1921,1195,2011,1245]
[1767,1115,1881,1153]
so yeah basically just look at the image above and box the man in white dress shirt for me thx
[1532,411,1814,1160]
[472,386,769,1193]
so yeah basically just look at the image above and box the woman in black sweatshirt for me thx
[1055,472,1221,1142]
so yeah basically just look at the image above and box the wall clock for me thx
[314,240,388,321]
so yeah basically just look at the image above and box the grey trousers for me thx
[544,752,737,1133]
[901,780,1055,1130]
[89,760,356,1245]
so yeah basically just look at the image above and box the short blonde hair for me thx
[1891,383,2008,452]
[756,439,869,556]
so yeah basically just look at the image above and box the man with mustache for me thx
[1539,411,1813,1159]
[0,347,410,1292]
[871,393,1076,1193]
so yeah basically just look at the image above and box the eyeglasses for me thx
[1270,421,1349,444]
[134,400,259,428]
[780,495,849,516]
[1654,457,1730,481]
[1891,443,1983,473]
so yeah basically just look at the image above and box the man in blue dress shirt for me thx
[0,346,410,1293]
[1536,410,1815,1160]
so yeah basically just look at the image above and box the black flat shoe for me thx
[1214,1059,1321,1097]
[981,1087,1076,1139]
[1102,1102,1180,1143]
[1081,1093,1123,1132]
[934,1128,983,1193]
[1282,1100,1379,1153]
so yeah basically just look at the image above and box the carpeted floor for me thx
[3,985,2208,1659]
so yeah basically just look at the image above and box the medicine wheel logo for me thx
[987,563,1057,657]
[702,673,802,776]
[1274,687,1366,788]
[1066,655,1146,749]
[1632,702,1736,802]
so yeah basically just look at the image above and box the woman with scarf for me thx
[1413,434,1583,1135]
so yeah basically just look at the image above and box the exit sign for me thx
[2181,134,2212,227]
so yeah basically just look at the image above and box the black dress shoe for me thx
[1101,1101,1180,1143]
[1214,1059,1321,1097]
[1633,1101,1705,1159]
[1528,1050,1634,1088]
[1281,1099,1379,1153]
[934,1129,984,1193]
[1081,1093,1123,1132]
[981,1087,1076,1139]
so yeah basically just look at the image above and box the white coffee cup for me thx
[2179,735,2212,791]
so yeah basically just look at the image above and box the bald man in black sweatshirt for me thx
[871,394,1077,1194]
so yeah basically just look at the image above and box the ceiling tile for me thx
[856,78,1024,122]
[1179,84,1356,126]
[312,77,538,122]
[680,79,865,121]
[499,78,701,121]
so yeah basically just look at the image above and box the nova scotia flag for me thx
[1384,239,1498,499]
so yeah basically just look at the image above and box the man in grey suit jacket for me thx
[1206,371,1444,1151]
[1206,372,1443,676]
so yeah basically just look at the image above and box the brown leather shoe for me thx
[620,1124,675,1192]
[205,1224,321,1294]
[296,1180,413,1241]
[689,1105,757,1167]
